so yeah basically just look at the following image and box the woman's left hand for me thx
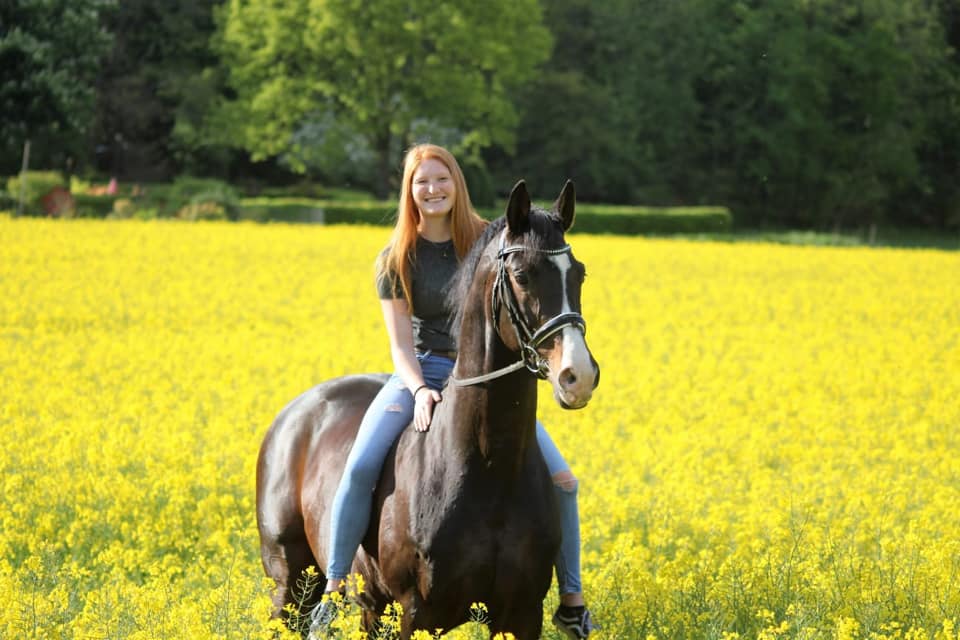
[413,387,442,432]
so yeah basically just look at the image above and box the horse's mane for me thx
[446,207,566,346]
[446,216,506,345]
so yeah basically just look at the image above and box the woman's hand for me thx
[413,386,442,432]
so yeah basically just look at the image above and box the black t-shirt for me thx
[376,237,458,353]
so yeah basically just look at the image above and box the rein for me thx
[451,232,586,386]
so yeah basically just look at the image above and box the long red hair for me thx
[376,144,488,311]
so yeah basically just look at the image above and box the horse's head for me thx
[490,180,600,409]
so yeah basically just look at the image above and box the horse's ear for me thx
[506,180,531,234]
[553,180,576,231]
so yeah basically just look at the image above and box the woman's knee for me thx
[552,470,578,494]
[342,455,382,491]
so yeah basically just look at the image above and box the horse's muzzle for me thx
[549,329,598,410]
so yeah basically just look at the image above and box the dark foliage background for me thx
[2,0,958,230]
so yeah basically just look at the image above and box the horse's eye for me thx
[513,271,529,286]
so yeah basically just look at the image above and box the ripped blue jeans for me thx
[326,352,583,594]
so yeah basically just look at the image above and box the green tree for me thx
[213,0,551,196]
[712,0,947,229]
[92,0,226,180]
[0,0,115,175]
[500,0,716,204]
[506,0,958,230]
[909,0,960,230]
[665,0,957,229]
[492,0,630,202]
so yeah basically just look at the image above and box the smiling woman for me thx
[257,145,600,639]
[259,178,600,638]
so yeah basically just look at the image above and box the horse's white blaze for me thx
[550,253,574,315]
[548,253,593,389]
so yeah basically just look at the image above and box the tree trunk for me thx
[17,139,31,218]
[373,129,393,200]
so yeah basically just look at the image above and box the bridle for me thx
[451,231,586,386]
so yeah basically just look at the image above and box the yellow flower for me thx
[2,217,957,638]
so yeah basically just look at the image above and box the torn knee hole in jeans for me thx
[384,403,404,413]
[552,470,578,492]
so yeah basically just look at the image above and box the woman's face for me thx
[412,158,456,221]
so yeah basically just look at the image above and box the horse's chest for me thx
[414,483,559,588]
[377,446,561,610]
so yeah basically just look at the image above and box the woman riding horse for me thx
[257,144,599,639]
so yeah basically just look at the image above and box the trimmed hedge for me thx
[239,198,395,225]
[8,176,731,233]
[240,198,732,235]
[569,205,732,234]
[74,194,116,217]
[323,202,397,225]
[8,181,730,233]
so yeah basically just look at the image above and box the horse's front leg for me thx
[359,607,380,637]
[357,588,420,640]
[397,589,422,640]
[488,603,544,640]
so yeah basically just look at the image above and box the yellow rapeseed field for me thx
[1,216,958,639]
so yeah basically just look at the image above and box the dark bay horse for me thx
[257,180,599,639]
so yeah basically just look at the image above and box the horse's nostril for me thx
[560,369,577,387]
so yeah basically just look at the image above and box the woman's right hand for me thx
[413,387,442,432]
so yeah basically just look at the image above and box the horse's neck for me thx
[439,321,539,476]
